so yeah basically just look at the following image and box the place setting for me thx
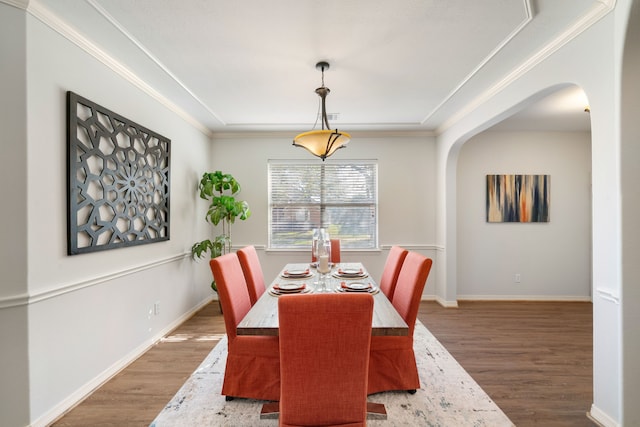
[332,266,369,280]
[337,281,379,294]
[280,266,314,279]
[268,282,312,296]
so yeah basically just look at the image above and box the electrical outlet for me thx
[515,273,521,283]
[154,301,160,315]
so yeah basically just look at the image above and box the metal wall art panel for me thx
[67,91,171,255]
[486,174,550,223]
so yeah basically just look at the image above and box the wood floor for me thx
[52,300,594,427]
[420,301,594,427]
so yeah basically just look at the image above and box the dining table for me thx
[239,261,407,421]
[237,262,408,337]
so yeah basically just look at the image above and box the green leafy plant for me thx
[191,171,251,292]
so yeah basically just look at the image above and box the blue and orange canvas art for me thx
[486,174,550,223]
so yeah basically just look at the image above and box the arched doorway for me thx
[455,85,592,301]
[620,0,640,423]
[446,85,594,423]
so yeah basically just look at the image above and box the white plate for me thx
[344,282,370,290]
[333,272,368,280]
[340,268,362,275]
[336,285,379,295]
[285,268,308,275]
[277,283,305,291]
[269,286,311,296]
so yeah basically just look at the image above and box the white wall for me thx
[436,6,625,425]
[0,10,214,426]
[0,4,31,427]
[620,0,640,424]
[2,0,636,426]
[456,131,592,299]
[208,133,439,293]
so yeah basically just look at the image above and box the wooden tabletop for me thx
[237,263,408,336]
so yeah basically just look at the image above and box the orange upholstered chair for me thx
[209,253,280,401]
[312,237,341,264]
[237,245,266,305]
[368,251,432,395]
[330,238,341,263]
[379,246,409,300]
[278,293,373,427]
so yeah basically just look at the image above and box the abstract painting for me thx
[67,91,171,254]
[486,174,549,223]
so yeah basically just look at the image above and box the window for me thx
[269,160,378,250]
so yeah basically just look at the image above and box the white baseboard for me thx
[457,294,592,302]
[33,296,214,427]
[421,295,459,308]
[588,404,619,427]
[420,294,591,306]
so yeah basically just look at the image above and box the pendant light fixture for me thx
[293,61,350,161]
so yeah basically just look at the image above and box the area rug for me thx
[150,321,514,426]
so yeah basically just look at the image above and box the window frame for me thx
[268,159,379,251]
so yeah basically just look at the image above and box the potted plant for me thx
[191,171,251,293]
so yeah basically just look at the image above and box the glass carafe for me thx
[315,229,332,292]
[311,228,321,264]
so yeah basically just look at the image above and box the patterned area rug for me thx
[150,321,514,426]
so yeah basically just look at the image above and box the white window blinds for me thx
[268,160,378,249]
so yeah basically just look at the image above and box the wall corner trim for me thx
[596,287,620,304]
[589,403,620,427]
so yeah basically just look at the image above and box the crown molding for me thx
[0,0,29,10]
[436,0,616,135]
[25,0,214,138]
[84,0,225,128]
[17,0,617,139]
[422,0,534,126]
[211,129,435,140]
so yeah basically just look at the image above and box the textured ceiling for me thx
[32,0,602,134]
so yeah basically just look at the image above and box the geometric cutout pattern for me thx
[67,91,170,255]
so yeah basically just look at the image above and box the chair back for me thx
[237,245,266,305]
[209,253,252,341]
[330,238,341,263]
[278,293,373,427]
[392,252,432,336]
[379,246,409,300]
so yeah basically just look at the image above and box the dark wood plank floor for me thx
[420,301,594,427]
[52,300,593,426]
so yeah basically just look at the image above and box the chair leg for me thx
[225,395,235,401]
[407,389,417,394]
[260,402,280,419]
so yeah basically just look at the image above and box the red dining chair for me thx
[209,253,280,401]
[367,251,432,395]
[379,246,409,300]
[330,238,341,263]
[311,237,341,264]
[278,293,373,427]
[237,245,266,305]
